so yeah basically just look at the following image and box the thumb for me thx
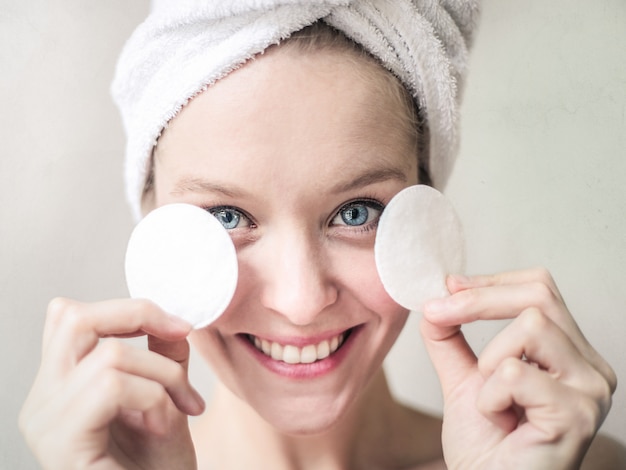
[419,315,477,399]
[147,335,203,418]
[148,334,192,372]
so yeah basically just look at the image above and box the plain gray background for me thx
[1,1,624,468]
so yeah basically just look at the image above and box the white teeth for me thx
[330,336,339,352]
[300,344,317,364]
[283,345,300,364]
[270,342,283,360]
[317,340,330,360]
[250,332,347,364]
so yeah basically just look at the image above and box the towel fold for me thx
[112,0,480,220]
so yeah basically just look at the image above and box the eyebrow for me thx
[330,166,408,194]
[170,177,250,198]
[170,166,408,198]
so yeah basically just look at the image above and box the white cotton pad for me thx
[125,203,238,328]
[374,185,465,312]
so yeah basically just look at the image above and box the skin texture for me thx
[19,44,624,470]
[153,48,418,438]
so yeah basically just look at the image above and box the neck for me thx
[192,368,433,470]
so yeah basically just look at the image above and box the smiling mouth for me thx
[247,330,351,365]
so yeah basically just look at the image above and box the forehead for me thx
[154,46,416,195]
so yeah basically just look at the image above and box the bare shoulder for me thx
[582,433,626,470]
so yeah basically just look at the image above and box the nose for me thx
[259,229,338,326]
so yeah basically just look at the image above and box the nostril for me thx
[262,282,338,326]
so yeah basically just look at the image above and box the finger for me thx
[476,358,602,446]
[419,317,478,398]
[74,340,204,416]
[442,269,579,349]
[447,267,563,302]
[26,368,172,448]
[425,282,565,326]
[148,334,191,369]
[41,298,191,379]
[426,278,616,394]
[478,308,612,402]
[424,282,585,353]
[71,370,172,436]
[147,337,204,411]
[44,298,190,352]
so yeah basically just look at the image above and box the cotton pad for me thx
[374,185,465,312]
[125,203,238,328]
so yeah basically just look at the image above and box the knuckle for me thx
[96,340,127,367]
[45,298,95,348]
[607,367,617,395]
[497,357,525,384]
[64,310,85,335]
[131,298,159,316]
[45,297,75,325]
[518,308,550,334]
[588,373,614,416]
[46,297,69,317]
[532,267,555,286]
[604,363,618,394]
[52,301,85,333]
[98,369,124,398]
[126,298,161,327]
[585,348,617,394]
[529,281,556,307]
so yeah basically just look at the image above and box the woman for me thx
[19,2,624,468]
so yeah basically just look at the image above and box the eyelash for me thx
[203,197,385,234]
[329,197,385,234]
[203,205,256,230]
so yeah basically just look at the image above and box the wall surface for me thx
[0,2,149,468]
[1,1,624,468]
[386,0,626,444]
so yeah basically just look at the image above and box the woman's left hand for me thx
[421,268,617,470]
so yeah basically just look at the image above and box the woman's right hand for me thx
[19,298,205,470]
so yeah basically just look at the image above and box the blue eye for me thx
[332,201,383,227]
[209,207,247,230]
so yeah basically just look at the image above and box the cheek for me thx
[333,244,407,320]
[333,245,410,369]
[188,324,249,399]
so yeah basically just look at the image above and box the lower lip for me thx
[238,327,361,379]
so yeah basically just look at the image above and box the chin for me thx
[230,372,360,436]
[257,397,350,437]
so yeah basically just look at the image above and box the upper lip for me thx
[240,325,361,348]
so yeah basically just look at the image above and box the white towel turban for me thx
[112,0,480,220]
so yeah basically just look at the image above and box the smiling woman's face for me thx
[152,45,419,434]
